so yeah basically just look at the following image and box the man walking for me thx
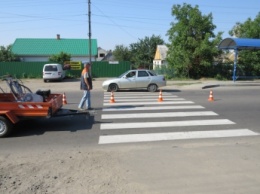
[78,62,92,110]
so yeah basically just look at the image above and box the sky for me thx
[1,0,259,50]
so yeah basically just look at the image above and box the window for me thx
[148,70,156,76]
[44,65,58,71]
[99,53,105,57]
[126,71,136,78]
[138,71,149,77]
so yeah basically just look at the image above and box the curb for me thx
[202,83,260,89]
[202,84,220,89]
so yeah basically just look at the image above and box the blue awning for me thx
[218,38,260,50]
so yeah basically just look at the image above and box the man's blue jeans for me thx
[78,90,91,109]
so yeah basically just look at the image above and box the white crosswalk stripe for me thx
[99,129,258,144]
[103,101,194,106]
[100,119,235,130]
[104,92,169,96]
[104,95,178,99]
[99,92,258,144]
[104,98,185,102]
[102,105,205,112]
[102,111,218,119]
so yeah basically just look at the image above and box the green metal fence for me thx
[0,61,131,78]
[0,62,45,78]
[91,61,131,77]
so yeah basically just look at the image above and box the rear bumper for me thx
[43,76,63,80]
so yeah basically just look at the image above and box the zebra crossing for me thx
[99,91,258,144]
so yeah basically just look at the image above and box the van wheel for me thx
[0,116,13,138]
[43,79,47,83]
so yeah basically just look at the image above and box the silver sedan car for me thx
[102,69,166,92]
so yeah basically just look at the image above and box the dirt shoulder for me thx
[0,78,104,94]
[0,146,148,194]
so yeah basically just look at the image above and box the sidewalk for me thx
[164,79,260,90]
[92,78,260,90]
[1,78,260,93]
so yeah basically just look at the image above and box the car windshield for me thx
[118,71,131,78]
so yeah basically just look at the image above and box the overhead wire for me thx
[0,0,259,46]
[91,3,138,40]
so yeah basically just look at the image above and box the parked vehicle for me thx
[43,63,66,82]
[102,69,166,92]
[0,76,90,137]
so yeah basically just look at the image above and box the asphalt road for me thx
[1,83,260,193]
[1,86,260,146]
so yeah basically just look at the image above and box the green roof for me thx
[11,38,98,56]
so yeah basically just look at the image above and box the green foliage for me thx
[65,72,77,79]
[213,63,233,80]
[229,13,260,78]
[0,45,19,62]
[129,35,164,68]
[113,35,165,69]
[21,73,41,79]
[166,3,223,79]
[238,50,260,76]
[229,13,260,38]
[48,52,71,64]
[113,45,132,61]
[153,65,174,79]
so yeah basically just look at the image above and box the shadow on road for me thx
[11,114,95,137]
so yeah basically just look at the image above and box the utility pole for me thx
[88,0,91,63]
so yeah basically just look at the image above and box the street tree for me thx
[166,3,222,78]
[48,52,71,65]
[229,13,260,38]
[0,45,18,62]
[129,35,164,69]
[113,45,132,61]
[229,13,260,77]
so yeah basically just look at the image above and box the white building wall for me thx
[21,56,47,62]
[97,48,107,61]
[153,60,168,69]
[20,56,95,63]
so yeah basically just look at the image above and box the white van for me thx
[43,63,66,82]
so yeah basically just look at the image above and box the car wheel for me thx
[109,83,118,92]
[0,116,13,138]
[147,84,158,92]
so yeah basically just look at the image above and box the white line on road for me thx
[99,129,258,144]
[101,111,218,119]
[102,105,205,111]
[104,92,172,96]
[103,101,194,106]
[104,95,178,98]
[100,119,235,130]
[104,98,185,102]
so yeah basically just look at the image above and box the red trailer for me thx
[0,76,90,137]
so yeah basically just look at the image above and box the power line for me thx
[92,3,137,40]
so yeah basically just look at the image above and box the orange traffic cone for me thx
[158,90,163,102]
[208,90,214,102]
[109,91,115,103]
[62,92,67,104]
